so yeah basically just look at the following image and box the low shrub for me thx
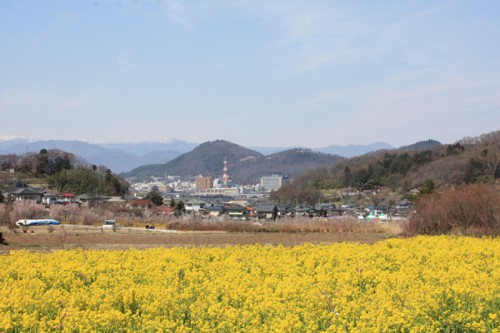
[164,216,391,234]
[403,184,499,236]
[80,209,101,225]
[10,201,47,222]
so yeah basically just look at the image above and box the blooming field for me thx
[0,236,499,332]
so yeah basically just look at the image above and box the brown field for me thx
[0,221,402,252]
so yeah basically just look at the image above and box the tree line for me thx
[271,131,500,204]
[0,149,129,197]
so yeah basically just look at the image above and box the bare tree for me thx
[404,184,499,236]
[479,149,499,183]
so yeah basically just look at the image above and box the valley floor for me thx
[0,224,394,252]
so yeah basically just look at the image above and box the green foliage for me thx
[390,153,412,175]
[101,168,128,195]
[0,148,130,196]
[47,167,128,196]
[345,151,435,191]
[445,143,465,156]
[271,147,445,202]
[34,150,73,176]
[378,153,395,169]
[175,200,185,217]
[271,131,499,204]
[413,150,434,166]
[315,176,340,189]
[1,149,74,178]
[342,166,354,187]
[419,179,435,195]
[146,188,164,206]
[464,149,500,184]
[48,168,99,194]
[354,164,382,190]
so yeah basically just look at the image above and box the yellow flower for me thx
[0,236,498,331]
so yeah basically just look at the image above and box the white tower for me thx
[223,157,229,186]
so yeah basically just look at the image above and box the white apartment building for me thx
[260,175,283,191]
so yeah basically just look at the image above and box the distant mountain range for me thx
[121,140,345,184]
[0,137,395,173]
[0,138,196,173]
[315,142,393,157]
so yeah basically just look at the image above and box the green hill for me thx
[122,140,344,184]
[271,131,500,203]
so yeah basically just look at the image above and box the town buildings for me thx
[260,175,284,191]
[195,175,213,190]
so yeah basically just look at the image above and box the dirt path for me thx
[0,225,392,251]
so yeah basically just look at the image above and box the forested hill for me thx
[122,140,344,184]
[399,139,441,151]
[0,149,129,196]
[271,131,500,203]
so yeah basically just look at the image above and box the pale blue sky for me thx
[1,0,499,148]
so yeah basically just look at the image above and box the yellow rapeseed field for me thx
[0,236,498,332]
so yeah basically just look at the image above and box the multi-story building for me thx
[204,187,239,196]
[260,175,284,191]
[195,175,213,190]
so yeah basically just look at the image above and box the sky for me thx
[1,0,499,149]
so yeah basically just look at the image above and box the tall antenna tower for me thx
[223,157,229,186]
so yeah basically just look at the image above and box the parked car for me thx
[102,220,116,228]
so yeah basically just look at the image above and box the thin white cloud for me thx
[36,11,79,45]
[301,85,367,108]
[162,0,191,27]
[2,1,498,147]
[250,1,461,74]
[0,89,50,112]
[280,8,325,45]
[297,57,500,146]
[0,89,95,116]
[116,54,137,75]
[367,66,500,111]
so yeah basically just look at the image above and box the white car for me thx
[102,220,116,228]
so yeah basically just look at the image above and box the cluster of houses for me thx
[2,186,111,206]
[185,201,340,220]
[1,184,412,221]
[0,185,324,220]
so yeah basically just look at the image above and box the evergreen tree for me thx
[147,188,164,206]
[175,200,185,216]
